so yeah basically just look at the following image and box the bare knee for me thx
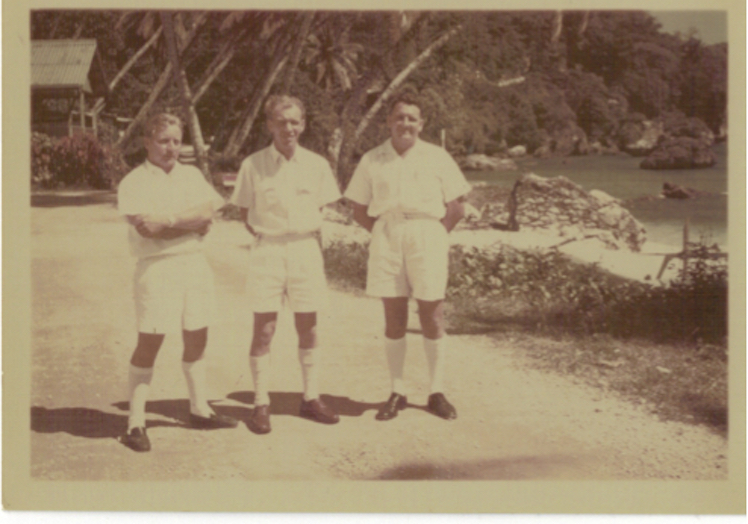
[417,300,445,340]
[251,313,278,357]
[383,298,408,339]
[130,333,165,368]
[182,327,208,363]
[295,312,317,349]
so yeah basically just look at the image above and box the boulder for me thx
[660,182,709,199]
[552,123,589,156]
[497,173,647,251]
[640,137,716,170]
[507,145,527,158]
[622,120,664,156]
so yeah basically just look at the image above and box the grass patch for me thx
[503,332,727,435]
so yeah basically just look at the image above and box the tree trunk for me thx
[223,52,289,158]
[335,24,462,187]
[278,11,315,93]
[160,11,211,182]
[352,25,462,144]
[115,13,207,148]
[94,26,164,114]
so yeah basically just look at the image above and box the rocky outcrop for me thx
[622,120,664,156]
[660,182,710,199]
[507,145,527,158]
[494,173,647,251]
[640,137,716,170]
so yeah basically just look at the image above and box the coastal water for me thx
[464,142,729,249]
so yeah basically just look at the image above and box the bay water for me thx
[464,142,729,250]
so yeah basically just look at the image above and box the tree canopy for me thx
[31,10,728,186]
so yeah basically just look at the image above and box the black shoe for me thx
[427,393,457,420]
[122,427,151,452]
[299,398,340,424]
[248,405,271,434]
[189,411,239,429]
[375,393,407,421]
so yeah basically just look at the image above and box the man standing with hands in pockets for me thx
[344,92,471,422]
[231,95,341,434]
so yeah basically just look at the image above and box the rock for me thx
[660,182,708,199]
[552,123,589,156]
[500,173,647,251]
[589,189,621,206]
[460,154,518,171]
[640,137,716,170]
[623,120,664,156]
[507,145,527,158]
[534,144,552,158]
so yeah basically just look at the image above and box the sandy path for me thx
[30,192,727,481]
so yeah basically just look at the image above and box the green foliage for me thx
[33,133,128,189]
[446,242,727,343]
[322,240,369,291]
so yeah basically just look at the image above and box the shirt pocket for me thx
[257,178,282,210]
[414,170,443,204]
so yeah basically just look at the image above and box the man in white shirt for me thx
[230,95,341,434]
[344,92,471,422]
[117,113,238,452]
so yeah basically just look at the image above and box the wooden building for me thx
[31,39,108,137]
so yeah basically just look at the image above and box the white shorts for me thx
[246,233,328,313]
[134,252,216,334]
[366,217,449,301]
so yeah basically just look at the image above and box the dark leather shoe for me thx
[189,411,239,429]
[427,393,457,420]
[299,398,340,424]
[122,427,150,452]
[248,405,271,434]
[375,393,407,421]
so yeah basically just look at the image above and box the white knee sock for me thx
[298,348,319,402]
[128,364,153,431]
[182,358,212,417]
[384,336,407,395]
[423,336,447,394]
[250,354,271,406]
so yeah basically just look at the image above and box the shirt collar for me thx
[386,138,422,159]
[269,143,301,164]
[144,159,173,175]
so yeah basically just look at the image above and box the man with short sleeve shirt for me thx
[117,113,238,452]
[230,95,341,434]
[344,92,471,422]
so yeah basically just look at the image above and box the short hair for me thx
[264,95,306,120]
[387,91,423,117]
[143,113,184,138]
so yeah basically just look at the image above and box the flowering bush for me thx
[31,133,129,189]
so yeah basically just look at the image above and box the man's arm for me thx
[239,207,259,237]
[128,201,215,239]
[350,201,377,233]
[441,197,465,233]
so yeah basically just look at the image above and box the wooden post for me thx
[682,218,690,275]
[79,89,85,132]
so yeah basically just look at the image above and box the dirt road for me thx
[30,191,727,481]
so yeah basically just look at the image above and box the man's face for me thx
[387,102,424,152]
[144,124,182,173]
[267,103,305,157]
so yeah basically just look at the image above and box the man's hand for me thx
[138,214,170,234]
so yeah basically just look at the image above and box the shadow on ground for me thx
[31,405,178,439]
[31,191,117,208]
[374,455,578,480]
[227,391,381,418]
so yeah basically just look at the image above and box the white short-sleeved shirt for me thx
[117,160,225,259]
[229,144,341,237]
[344,139,471,219]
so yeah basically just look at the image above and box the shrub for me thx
[31,132,54,187]
[322,240,369,291]
[33,133,129,189]
[446,242,727,343]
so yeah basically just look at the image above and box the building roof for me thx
[31,39,108,96]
